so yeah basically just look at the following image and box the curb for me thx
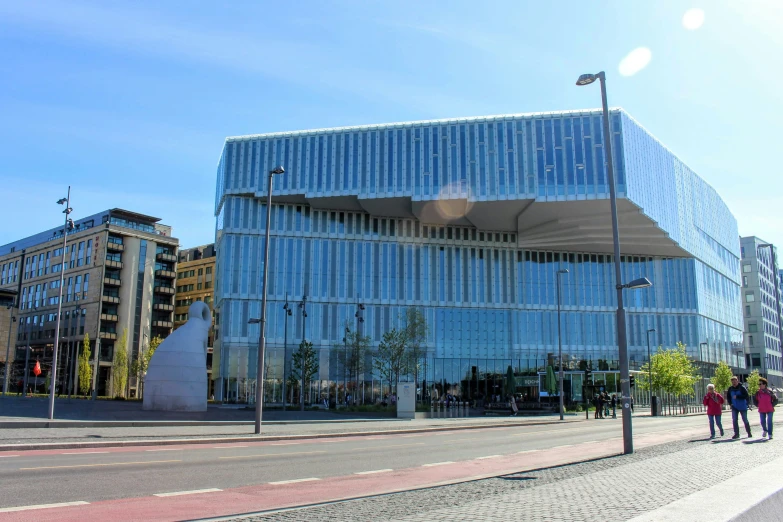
[0,418,582,452]
[0,418,400,429]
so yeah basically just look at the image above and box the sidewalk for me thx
[223,422,783,522]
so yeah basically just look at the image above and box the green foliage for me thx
[637,342,701,396]
[111,329,129,398]
[373,328,407,390]
[291,339,319,409]
[712,361,733,394]
[746,370,761,397]
[131,335,163,385]
[402,307,428,386]
[343,322,371,389]
[78,333,92,395]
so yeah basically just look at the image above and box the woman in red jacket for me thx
[703,383,725,438]
[754,378,777,440]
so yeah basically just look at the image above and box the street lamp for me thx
[576,72,653,454]
[2,306,16,396]
[556,268,569,421]
[281,298,291,411]
[248,166,285,434]
[646,329,656,413]
[49,188,74,419]
[298,295,308,411]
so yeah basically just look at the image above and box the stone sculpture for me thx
[143,301,211,412]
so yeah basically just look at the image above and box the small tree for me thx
[374,329,407,394]
[78,333,93,395]
[131,335,163,393]
[746,370,761,397]
[344,323,371,396]
[638,342,700,397]
[291,340,319,411]
[111,329,129,398]
[402,307,428,398]
[712,361,733,395]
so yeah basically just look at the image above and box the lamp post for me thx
[298,295,308,411]
[3,305,16,396]
[577,72,653,454]
[49,188,74,419]
[247,166,285,435]
[342,327,350,407]
[281,298,291,411]
[647,328,656,411]
[355,301,365,402]
[556,268,569,421]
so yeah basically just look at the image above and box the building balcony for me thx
[100,313,119,322]
[152,320,173,328]
[101,294,120,304]
[154,286,175,295]
[99,331,117,341]
[105,259,123,269]
[103,277,121,287]
[155,269,176,279]
[153,303,174,312]
[156,252,177,263]
[106,242,125,252]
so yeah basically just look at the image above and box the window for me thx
[745,292,755,303]
[206,266,212,275]
[743,276,748,287]
[205,281,212,289]
[743,264,751,273]
[749,323,758,333]
[745,305,751,316]
[197,283,202,290]
[198,268,203,275]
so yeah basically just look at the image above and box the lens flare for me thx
[682,8,705,30]
[618,47,652,77]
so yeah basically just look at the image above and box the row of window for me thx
[178,267,213,279]
[177,282,212,292]
[19,274,91,310]
[0,259,19,285]
[22,240,93,281]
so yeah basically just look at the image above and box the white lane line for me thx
[422,461,454,467]
[61,451,110,455]
[0,501,90,513]
[355,469,393,475]
[153,488,222,497]
[0,455,20,458]
[476,455,502,460]
[516,449,539,454]
[268,477,320,485]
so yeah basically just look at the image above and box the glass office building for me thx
[213,109,743,403]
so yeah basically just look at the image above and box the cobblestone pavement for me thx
[235,423,783,522]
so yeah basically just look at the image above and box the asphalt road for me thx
[0,414,711,512]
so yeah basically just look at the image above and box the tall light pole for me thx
[281,298,291,411]
[298,295,308,411]
[3,306,16,396]
[248,166,285,435]
[577,72,653,454]
[49,188,74,419]
[556,268,569,421]
[342,327,350,406]
[646,328,656,412]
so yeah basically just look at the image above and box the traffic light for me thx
[584,368,592,383]
[629,375,636,388]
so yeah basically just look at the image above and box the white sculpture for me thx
[143,302,211,412]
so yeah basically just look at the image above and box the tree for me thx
[344,323,371,395]
[78,333,92,395]
[373,328,407,393]
[505,365,516,397]
[131,335,163,394]
[402,307,428,396]
[747,370,761,397]
[712,361,733,395]
[637,342,701,397]
[291,339,318,411]
[111,329,129,398]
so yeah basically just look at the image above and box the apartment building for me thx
[0,209,178,396]
[174,243,216,397]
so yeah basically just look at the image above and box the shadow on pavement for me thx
[688,437,713,443]
[500,476,537,482]
[712,439,741,444]
[742,439,769,445]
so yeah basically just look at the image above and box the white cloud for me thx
[618,47,652,77]
[682,8,705,30]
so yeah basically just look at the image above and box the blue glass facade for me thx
[213,109,743,402]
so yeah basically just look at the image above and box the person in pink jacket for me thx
[703,384,725,438]
[754,377,778,440]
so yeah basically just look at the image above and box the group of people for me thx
[592,392,634,419]
[703,376,778,439]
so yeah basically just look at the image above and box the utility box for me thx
[651,395,660,417]
[397,382,415,419]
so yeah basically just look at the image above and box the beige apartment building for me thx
[0,209,178,396]
[175,244,216,397]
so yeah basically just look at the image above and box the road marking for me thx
[61,451,110,455]
[268,477,320,485]
[219,451,325,460]
[145,448,183,452]
[354,469,393,475]
[516,449,539,454]
[442,437,482,444]
[153,488,223,497]
[0,501,90,513]
[476,455,502,460]
[268,443,299,446]
[422,461,454,467]
[0,455,20,458]
[20,460,181,471]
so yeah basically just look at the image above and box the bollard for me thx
[430,400,434,418]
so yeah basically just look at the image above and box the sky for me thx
[1,0,781,253]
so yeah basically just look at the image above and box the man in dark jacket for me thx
[727,376,752,439]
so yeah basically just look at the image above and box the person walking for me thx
[702,383,725,439]
[727,376,752,439]
[753,377,777,440]
[610,394,617,419]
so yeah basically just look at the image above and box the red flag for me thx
[33,361,41,377]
